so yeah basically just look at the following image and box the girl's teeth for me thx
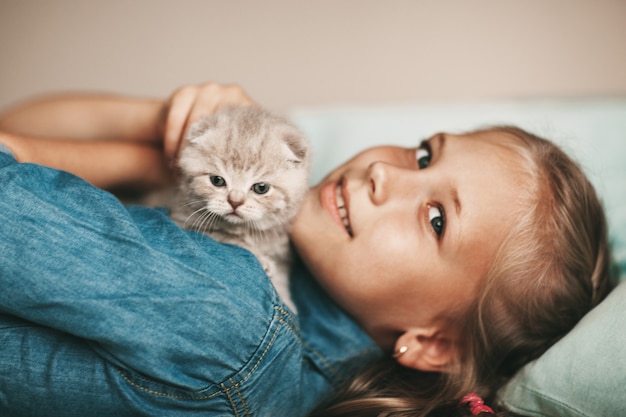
[336,185,345,208]
[336,183,352,236]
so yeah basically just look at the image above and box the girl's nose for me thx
[368,161,418,205]
[367,161,393,205]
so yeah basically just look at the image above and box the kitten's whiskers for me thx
[194,209,221,235]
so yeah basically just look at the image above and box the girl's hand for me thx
[159,82,255,165]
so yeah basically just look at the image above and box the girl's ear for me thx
[393,327,460,372]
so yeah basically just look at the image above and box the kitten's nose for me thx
[228,191,245,210]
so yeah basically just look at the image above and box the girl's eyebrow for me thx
[433,133,462,217]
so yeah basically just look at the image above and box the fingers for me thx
[162,82,256,164]
[163,86,197,162]
[188,83,255,124]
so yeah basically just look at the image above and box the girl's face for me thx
[291,130,529,347]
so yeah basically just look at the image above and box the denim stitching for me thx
[274,305,298,331]
[221,382,240,417]
[230,316,282,386]
[273,311,341,380]
[115,367,221,400]
[231,377,251,417]
[211,311,288,415]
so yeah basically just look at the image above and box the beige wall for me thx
[1,0,625,112]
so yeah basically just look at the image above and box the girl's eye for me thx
[210,176,226,187]
[416,144,431,169]
[252,182,270,194]
[428,205,445,237]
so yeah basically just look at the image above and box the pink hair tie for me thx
[460,392,494,415]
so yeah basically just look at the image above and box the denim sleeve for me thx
[0,155,279,391]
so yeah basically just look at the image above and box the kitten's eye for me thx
[210,176,226,187]
[428,205,445,238]
[252,182,270,194]
[416,143,431,169]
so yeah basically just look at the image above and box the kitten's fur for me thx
[170,106,310,313]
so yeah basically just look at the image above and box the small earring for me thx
[392,345,408,359]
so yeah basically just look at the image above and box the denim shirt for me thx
[0,147,382,417]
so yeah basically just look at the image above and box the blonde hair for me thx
[311,126,615,417]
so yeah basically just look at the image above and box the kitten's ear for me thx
[188,115,217,142]
[282,132,309,163]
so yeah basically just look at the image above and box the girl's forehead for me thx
[448,130,531,171]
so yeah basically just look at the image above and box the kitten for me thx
[170,106,310,313]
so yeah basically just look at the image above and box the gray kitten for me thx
[170,106,310,313]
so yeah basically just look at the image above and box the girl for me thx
[308,125,615,416]
[0,83,614,416]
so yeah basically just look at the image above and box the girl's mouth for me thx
[335,180,353,236]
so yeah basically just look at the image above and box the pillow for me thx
[497,280,626,416]
[288,98,626,416]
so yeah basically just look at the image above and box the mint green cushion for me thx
[497,281,626,416]
[289,98,626,416]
